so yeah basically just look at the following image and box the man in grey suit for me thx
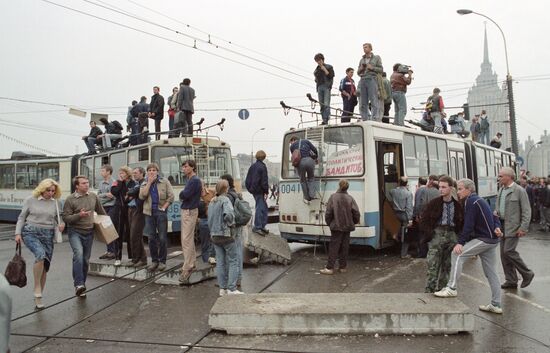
[176,78,196,137]
[496,167,534,289]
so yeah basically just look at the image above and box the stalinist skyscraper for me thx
[467,27,510,149]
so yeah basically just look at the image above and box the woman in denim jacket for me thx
[207,179,243,296]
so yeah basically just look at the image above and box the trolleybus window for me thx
[404,134,428,177]
[476,147,488,177]
[282,126,364,178]
[0,164,15,189]
[16,163,38,189]
[80,158,93,182]
[427,138,448,175]
[153,147,192,186]
[37,163,59,182]
[196,147,232,185]
[128,148,149,170]
[110,151,126,174]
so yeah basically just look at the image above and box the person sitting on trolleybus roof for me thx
[82,120,102,155]
[289,136,319,204]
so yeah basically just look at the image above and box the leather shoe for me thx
[500,282,518,289]
[521,272,535,288]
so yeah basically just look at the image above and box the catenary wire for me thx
[40,0,315,89]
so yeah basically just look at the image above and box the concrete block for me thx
[88,255,215,286]
[209,293,474,335]
[245,227,291,265]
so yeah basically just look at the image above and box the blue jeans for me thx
[479,130,490,145]
[214,241,239,291]
[144,210,168,264]
[84,137,96,153]
[68,228,94,287]
[392,91,407,126]
[199,218,214,262]
[234,228,243,281]
[317,85,331,124]
[253,193,268,231]
[298,156,316,200]
[359,76,379,121]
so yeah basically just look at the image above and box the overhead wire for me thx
[39,0,314,89]
[124,0,313,76]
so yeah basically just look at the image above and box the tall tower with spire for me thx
[467,25,510,148]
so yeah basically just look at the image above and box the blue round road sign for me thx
[238,109,250,120]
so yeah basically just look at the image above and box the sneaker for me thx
[320,268,334,275]
[227,289,244,295]
[260,228,270,235]
[157,263,166,271]
[114,260,122,266]
[147,262,159,271]
[208,257,217,265]
[179,269,193,283]
[75,285,86,297]
[434,287,457,298]
[99,252,110,259]
[479,303,503,314]
[104,252,116,260]
[219,289,228,296]
[302,199,310,205]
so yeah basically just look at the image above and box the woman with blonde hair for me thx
[15,178,65,309]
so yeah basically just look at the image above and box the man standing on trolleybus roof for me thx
[434,178,504,314]
[357,43,383,121]
[420,175,463,293]
[391,63,412,126]
[313,53,335,125]
[427,88,445,134]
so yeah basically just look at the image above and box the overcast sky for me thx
[1,0,549,160]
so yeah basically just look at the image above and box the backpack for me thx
[480,117,489,131]
[234,197,252,226]
[112,120,123,133]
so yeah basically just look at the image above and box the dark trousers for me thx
[383,102,391,117]
[500,223,532,284]
[326,230,350,269]
[112,205,131,260]
[154,119,162,140]
[182,111,193,136]
[128,207,147,263]
[341,96,356,123]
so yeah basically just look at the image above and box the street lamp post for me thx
[251,128,265,164]
[457,9,518,155]
[526,141,542,173]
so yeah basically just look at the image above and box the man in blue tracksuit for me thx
[434,178,504,314]
[245,150,269,235]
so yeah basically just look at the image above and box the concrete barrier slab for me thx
[209,293,474,335]
[89,252,215,286]
[245,227,291,265]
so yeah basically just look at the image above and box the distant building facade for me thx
[467,27,510,149]
[521,131,550,177]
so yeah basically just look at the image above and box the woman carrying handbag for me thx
[14,178,65,309]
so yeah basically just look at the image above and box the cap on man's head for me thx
[497,132,502,137]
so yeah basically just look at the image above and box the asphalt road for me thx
[1,224,549,353]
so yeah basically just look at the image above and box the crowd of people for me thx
[314,44,505,149]
[14,158,254,306]
[385,167,540,314]
[82,80,196,155]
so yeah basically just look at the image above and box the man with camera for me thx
[357,43,383,121]
[390,64,413,126]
